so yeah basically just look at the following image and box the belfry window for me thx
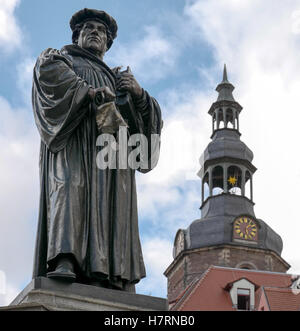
[226,108,234,129]
[202,172,209,201]
[245,171,253,200]
[212,166,224,196]
[212,107,239,132]
[227,166,242,195]
[213,108,225,130]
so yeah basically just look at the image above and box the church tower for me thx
[164,66,290,303]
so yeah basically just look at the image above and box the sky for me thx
[1,0,300,306]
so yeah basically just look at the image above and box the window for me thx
[227,166,242,195]
[203,172,209,202]
[227,279,255,311]
[226,108,235,129]
[212,166,224,196]
[237,289,250,310]
[245,171,252,200]
[217,108,225,129]
[235,262,258,270]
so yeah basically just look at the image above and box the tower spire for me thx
[208,66,243,134]
[216,64,235,102]
[222,63,229,83]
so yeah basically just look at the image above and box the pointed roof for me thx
[216,64,235,102]
[208,65,242,115]
[221,63,229,83]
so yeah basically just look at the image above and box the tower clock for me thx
[233,217,258,242]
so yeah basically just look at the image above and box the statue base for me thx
[1,277,167,311]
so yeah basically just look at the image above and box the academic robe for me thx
[32,44,162,289]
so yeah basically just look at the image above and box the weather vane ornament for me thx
[228,176,237,187]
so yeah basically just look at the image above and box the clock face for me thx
[233,217,258,241]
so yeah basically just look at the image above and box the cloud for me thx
[0,96,39,298]
[108,25,179,82]
[137,84,213,191]
[135,86,213,248]
[291,10,300,34]
[0,267,20,306]
[0,0,40,306]
[0,0,21,53]
[138,0,300,295]
[183,0,300,267]
[0,44,39,306]
[0,279,20,306]
[136,238,173,297]
[16,57,35,105]
[2,0,300,306]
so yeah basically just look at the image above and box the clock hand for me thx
[246,226,250,236]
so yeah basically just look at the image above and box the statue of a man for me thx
[32,8,162,292]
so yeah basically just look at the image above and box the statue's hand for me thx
[88,86,116,106]
[116,66,143,99]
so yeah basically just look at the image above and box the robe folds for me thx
[32,44,162,289]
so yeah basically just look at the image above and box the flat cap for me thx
[70,8,118,49]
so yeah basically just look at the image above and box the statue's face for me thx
[78,20,107,57]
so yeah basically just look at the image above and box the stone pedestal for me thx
[0,277,167,311]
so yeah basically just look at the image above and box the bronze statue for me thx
[32,8,162,292]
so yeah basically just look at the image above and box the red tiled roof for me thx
[170,267,211,311]
[169,276,200,307]
[263,287,300,311]
[173,266,294,311]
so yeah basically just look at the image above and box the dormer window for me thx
[225,278,257,311]
[237,288,250,310]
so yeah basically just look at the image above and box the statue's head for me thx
[70,8,118,57]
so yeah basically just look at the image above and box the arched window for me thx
[235,262,257,271]
[203,172,209,202]
[213,112,217,131]
[217,108,225,129]
[245,171,252,200]
[227,166,242,195]
[226,108,234,129]
[212,166,224,196]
